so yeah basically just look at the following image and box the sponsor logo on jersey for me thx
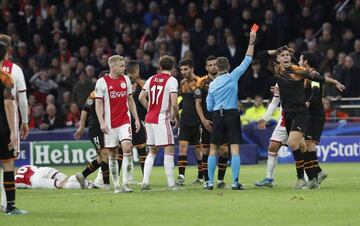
[109,90,127,98]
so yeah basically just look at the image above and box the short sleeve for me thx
[168,77,178,93]
[124,75,132,95]
[95,78,105,99]
[83,91,95,112]
[143,77,151,93]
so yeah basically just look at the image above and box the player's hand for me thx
[100,123,109,134]
[335,82,345,92]
[270,86,279,95]
[258,119,266,130]
[135,119,140,133]
[305,102,310,108]
[74,127,84,140]
[8,132,18,151]
[249,31,256,44]
[202,119,212,132]
[20,122,29,140]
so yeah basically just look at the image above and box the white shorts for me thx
[105,123,132,148]
[270,121,288,145]
[145,122,174,147]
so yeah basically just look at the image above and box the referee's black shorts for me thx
[211,109,242,145]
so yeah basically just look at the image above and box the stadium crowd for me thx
[0,0,359,130]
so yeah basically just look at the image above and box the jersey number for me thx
[15,167,28,180]
[150,85,163,105]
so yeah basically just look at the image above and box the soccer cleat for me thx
[168,185,179,191]
[217,181,226,189]
[191,178,203,185]
[114,185,121,193]
[232,183,246,190]
[5,208,29,216]
[93,177,104,188]
[121,184,133,193]
[102,184,111,190]
[176,175,185,186]
[303,178,320,190]
[203,181,213,190]
[75,173,86,189]
[140,183,151,191]
[293,178,306,190]
[317,170,328,184]
[255,178,274,188]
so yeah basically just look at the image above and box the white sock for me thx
[0,169,6,209]
[122,154,133,185]
[266,152,278,180]
[142,153,155,185]
[63,181,82,189]
[164,154,175,187]
[127,158,134,182]
[109,156,120,187]
[94,167,103,185]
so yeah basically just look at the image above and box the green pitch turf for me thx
[1,163,360,226]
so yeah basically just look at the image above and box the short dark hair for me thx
[127,60,139,73]
[205,55,216,63]
[179,59,194,68]
[301,51,319,69]
[159,55,174,71]
[216,57,229,71]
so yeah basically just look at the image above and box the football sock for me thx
[137,146,147,175]
[207,155,216,185]
[82,159,100,178]
[292,149,305,179]
[202,154,209,181]
[100,161,110,184]
[309,150,322,174]
[117,148,123,175]
[0,170,7,209]
[231,154,241,185]
[3,171,15,212]
[164,154,175,187]
[142,153,155,185]
[122,153,133,185]
[109,156,120,187]
[217,155,228,181]
[304,151,316,180]
[177,155,187,177]
[197,159,203,180]
[266,151,278,180]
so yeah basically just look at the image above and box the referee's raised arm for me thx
[229,31,257,81]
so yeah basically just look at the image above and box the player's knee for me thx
[288,140,299,151]
[268,142,280,153]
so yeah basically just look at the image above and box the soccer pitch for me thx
[1,163,359,226]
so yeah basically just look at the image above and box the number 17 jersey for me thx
[143,73,178,124]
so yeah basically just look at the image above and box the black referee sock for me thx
[309,150,322,175]
[137,146,147,175]
[4,171,16,212]
[117,148,123,175]
[304,151,316,180]
[217,155,228,181]
[178,155,187,176]
[202,154,209,181]
[82,160,100,178]
[197,159,203,179]
[292,149,305,179]
[100,161,110,185]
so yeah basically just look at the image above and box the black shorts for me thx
[131,120,146,147]
[211,109,242,145]
[284,110,309,135]
[179,121,200,145]
[200,124,211,146]
[89,127,105,152]
[305,115,325,144]
[0,128,15,161]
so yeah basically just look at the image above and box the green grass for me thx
[1,163,360,226]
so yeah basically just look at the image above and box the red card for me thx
[251,23,259,33]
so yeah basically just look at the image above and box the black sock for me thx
[292,149,304,179]
[309,150,322,174]
[304,151,316,180]
[202,154,209,181]
[217,155,228,181]
[82,159,100,178]
[137,146,147,175]
[178,155,187,176]
[4,171,16,212]
[117,148,123,175]
[100,161,110,184]
[197,159,203,179]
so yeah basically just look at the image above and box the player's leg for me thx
[31,172,62,189]
[136,144,147,175]
[177,121,189,185]
[141,123,157,190]
[132,121,147,175]
[164,145,176,189]
[104,127,121,192]
[0,168,6,212]
[99,148,110,189]
[117,146,123,175]
[200,125,210,184]
[217,145,228,188]
[206,143,220,190]
[191,145,203,184]
[119,123,134,192]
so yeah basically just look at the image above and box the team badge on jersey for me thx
[86,98,94,105]
[120,82,126,89]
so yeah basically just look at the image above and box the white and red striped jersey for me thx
[15,165,37,188]
[143,73,178,124]
[95,74,132,129]
[2,60,27,96]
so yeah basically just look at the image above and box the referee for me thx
[205,31,256,190]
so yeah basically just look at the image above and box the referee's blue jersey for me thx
[206,56,252,112]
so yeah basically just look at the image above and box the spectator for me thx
[323,97,349,122]
[72,71,94,107]
[318,30,339,54]
[242,96,268,125]
[61,91,71,115]
[335,56,360,97]
[66,102,80,127]
[144,1,164,28]
[174,31,193,62]
[29,103,45,129]
[221,35,242,70]
[240,60,266,99]
[57,63,75,104]
[349,39,360,66]
[30,68,58,105]
[165,13,184,39]
[40,103,65,130]
[319,49,337,73]
[348,0,360,34]
[52,38,71,64]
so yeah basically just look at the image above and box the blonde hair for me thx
[108,55,124,67]
[0,34,11,47]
